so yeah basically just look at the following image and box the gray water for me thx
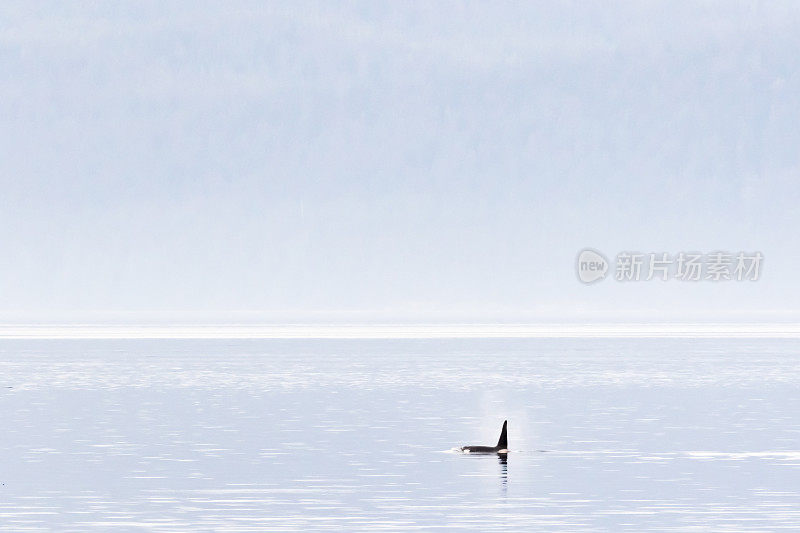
[1,337,799,531]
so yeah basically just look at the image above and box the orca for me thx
[461,420,508,454]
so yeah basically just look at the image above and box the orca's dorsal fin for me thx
[496,420,507,449]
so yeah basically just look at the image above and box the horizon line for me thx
[1,323,800,339]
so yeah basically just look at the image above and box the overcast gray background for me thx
[1,2,798,323]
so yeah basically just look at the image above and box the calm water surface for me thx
[1,338,799,531]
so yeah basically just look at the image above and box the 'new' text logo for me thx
[576,249,608,284]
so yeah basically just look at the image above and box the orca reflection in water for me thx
[461,420,508,454]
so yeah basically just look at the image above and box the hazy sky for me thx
[1,2,799,322]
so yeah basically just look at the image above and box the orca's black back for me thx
[462,446,497,453]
